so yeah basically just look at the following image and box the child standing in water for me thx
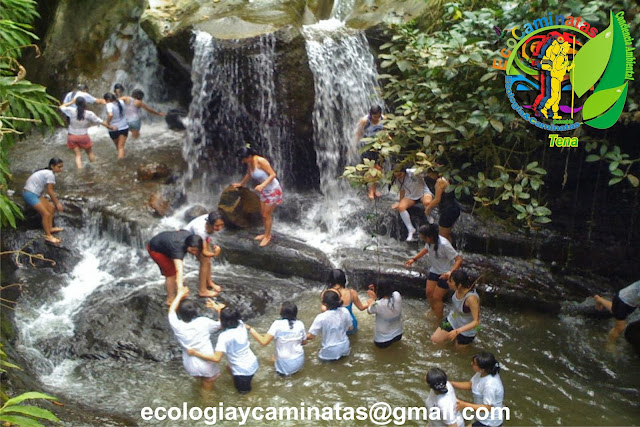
[22,158,65,244]
[322,269,369,335]
[306,291,353,361]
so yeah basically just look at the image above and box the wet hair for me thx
[206,211,223,225]
[369,105,382,115]
[473,351,500,376]
[322,290,342,310]
[131,89,144,100]
[220,308,241,330]
[185,234,203,250]
[373,279,396,310]
[44,158,63,170]
[103,92,123,115]
[280,301,298,329]
[176,299,198,323]
[236,146,259,160]
[113,83,124,93]
[75,96,86,121]
[327,269,347,289]
[426,368,449,394]
[450,270,471,289]
[418,224,440,257]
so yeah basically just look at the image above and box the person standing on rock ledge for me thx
[233,146,283,247]
[594,280,640,344]
[147,230,204,305]
[183,211,225,298]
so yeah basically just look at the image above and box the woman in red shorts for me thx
[60,97,115,169]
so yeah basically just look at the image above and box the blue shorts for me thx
[22,190,41,208]
[428,271,450,289]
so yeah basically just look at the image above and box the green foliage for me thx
[0,0,63,228]
[344,0,640,228]
[0,347,60,426]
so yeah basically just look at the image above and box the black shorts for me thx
[374,334,402,349]
[362,149,380,164]
[439,203,461,228]
[612,295,636,320]
[233,374,254,394]
[428,272,450,290]
[441,321,475,345]
[108,129,129,140]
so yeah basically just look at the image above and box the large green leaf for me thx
[571,19,614,97]
[3,391,58,407]
[582,82,628,120]
[584,83,628,129]
[1,406,59,422]
[595,11,628,92]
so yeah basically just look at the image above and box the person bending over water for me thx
[451,351,505,427]
[391,165,435,241]
[366,280,403,348]
[103,92,130,159]
[424,367,465,427]
[22,158,65,244]
[322,269,370,335]
[60,96,116,168]
[431,270,480,349]
[306,291,353,361]
[168,287,225,392]
[188,308,259,394]
[594,280,640,344]
[245,301,307,376]
[405,224,462,320]
[233,147,283,247]
[183,211,225,298]
[118,88,166,139]
[147,230,203,304]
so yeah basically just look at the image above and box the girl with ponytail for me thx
[103,92,130,159]
[451,351,505,427]
[60,96,116,168]
[425,367,465,427]
[405,223,462,320]
[245,301,307,376]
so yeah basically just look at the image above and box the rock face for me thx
[218,186,263,228]
[137,162,171,181]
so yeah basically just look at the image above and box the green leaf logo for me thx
[571,20,614,97]
[582,82,628,120]
[584,82,628,129]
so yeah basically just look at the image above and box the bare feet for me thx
[259,235,272,247]
[254,234,265,241]
[375,190,382,198]
[367,192,375,200]
[44,235,61,244]
[207,282,222,293]
[51,227,64,233]
[199,290,220,298]
[594,295,605,311]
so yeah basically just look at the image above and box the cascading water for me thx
[182,31,291,200]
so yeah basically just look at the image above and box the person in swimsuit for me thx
[118,88,165,139]
[321,269,370,335]
[355,105,385,200]
[392,165,435,241]
[425,169,461,244]
[431,270,480,348]
[233,147,283,247]
[22,158,65,244]
[60,96,116,168]
[405,224,463,320]
[594,280,640,344]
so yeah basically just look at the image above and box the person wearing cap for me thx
[183,211,225,298]
[147,231,203,305]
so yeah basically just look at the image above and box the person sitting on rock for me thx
[22,158,65,244]
[147,230,203,304]
[391,165,435,242]
[355,105,385,200]
[168,286,225,392]
[183,211,225,298]
[594,280,640,344]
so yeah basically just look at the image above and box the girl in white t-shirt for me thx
[306,291,353,361]
[424,368,465,427]
[103,92,130,159]
[246,302,307,376]
[366,280,403,348]
[21,158,65,244]
[168,287,224,392]
[188,308,259,394]
[451,352,505,427]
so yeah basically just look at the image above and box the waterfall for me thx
[182,31,291,199]
[301,20,382,233]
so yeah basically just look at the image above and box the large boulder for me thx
[218,186,262,228]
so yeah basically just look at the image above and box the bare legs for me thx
[198,252,221,298]
[594,294,627,344]
[34,198,60,244]
[72,147,96,169]
[166,276,178,305]
[426,279,448,320]
[112,134,128,159]
[255,202,276,246]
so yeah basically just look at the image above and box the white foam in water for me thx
[40,359,81,389]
